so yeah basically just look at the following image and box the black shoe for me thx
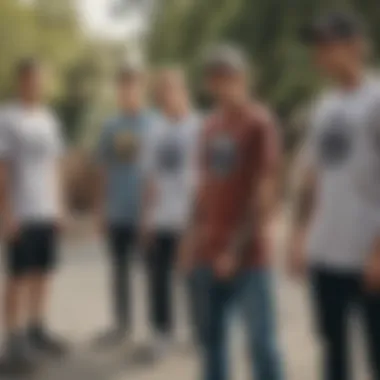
[92,327,128,349]
[130,343,162,366]
[29,327,68,358]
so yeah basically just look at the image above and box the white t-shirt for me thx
[144,112,202,232]
[0,103,64,222]
[305,78,380,271]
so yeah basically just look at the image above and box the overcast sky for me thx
[77,0,145,39]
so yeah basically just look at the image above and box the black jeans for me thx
[311,267,380,380]
[146,232,178,335]
[106,225,137,331]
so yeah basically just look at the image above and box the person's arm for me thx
[138,121,159,247]
[235,114,281,252]
[177,120,207,274]
[287,142,318,277]
[94,165,106,220]
[54,116,69,227]
[214,113,280,280]
[0,113,17,241]
[0,160,16,239]
[177,185,203,274]
[364,97,380,290]
[366,238,380,291]
[93,124,110,233]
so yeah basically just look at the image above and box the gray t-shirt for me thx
[0,103,64,222]
[144,112,202,231]
[305,78,380,271]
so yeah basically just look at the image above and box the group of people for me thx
[1,10,380,380]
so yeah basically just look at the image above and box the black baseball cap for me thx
[300,11,364,45]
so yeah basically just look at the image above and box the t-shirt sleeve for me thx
[0,110,14,160]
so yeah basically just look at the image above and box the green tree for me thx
[147,0,380,150]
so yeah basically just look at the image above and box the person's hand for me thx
[55,213,70,234]
[364,252,380,292]
[139,221,154,250]
[2,213,19,242]
[213,251,238,280]
[177,237,195,276]
[287,232,307,279]
[94,213,107,236]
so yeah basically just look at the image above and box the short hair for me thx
[115,62,145,84]
[16,58,40,79]
[202,44,249,75]
[154,66,186,87]
[153,66,188,106]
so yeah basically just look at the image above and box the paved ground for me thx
[0,217,368,380]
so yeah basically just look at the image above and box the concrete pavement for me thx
[0,218,368,379]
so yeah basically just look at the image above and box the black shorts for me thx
[5,223,58,277]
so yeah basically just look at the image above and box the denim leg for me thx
[310,268,355,380]
[107,226,136,330]
[239,269,284,380]
[146,234,177,335]
[204,278,235,380]
[187,267,210,347]
[362,291,380,379]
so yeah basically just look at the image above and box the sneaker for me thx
[132,335,172,365]
[131,343,158,365]
[0,334,36,375]
[92,327,128,349]
[154,335,172,358]
[29,327,68,358]
[0,353,36,376]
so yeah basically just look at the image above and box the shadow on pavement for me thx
[0,346,158,380]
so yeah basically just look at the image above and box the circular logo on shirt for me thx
[158,140,184,173]
[112,130,139,162]
[207,134,237,177]
[318,115,352,168]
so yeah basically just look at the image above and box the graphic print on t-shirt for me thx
[112,130,139,162]
[207,133,237,178]
[157,139,184,174]
[318,113,352,168]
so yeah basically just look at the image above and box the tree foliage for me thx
[147,0,380,127]
[0,0,129,144]
[0,0,83,98]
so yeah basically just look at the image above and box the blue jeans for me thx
[196,268,284,380]
[187,268,211,347]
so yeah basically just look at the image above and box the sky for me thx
[77,0,146,40]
